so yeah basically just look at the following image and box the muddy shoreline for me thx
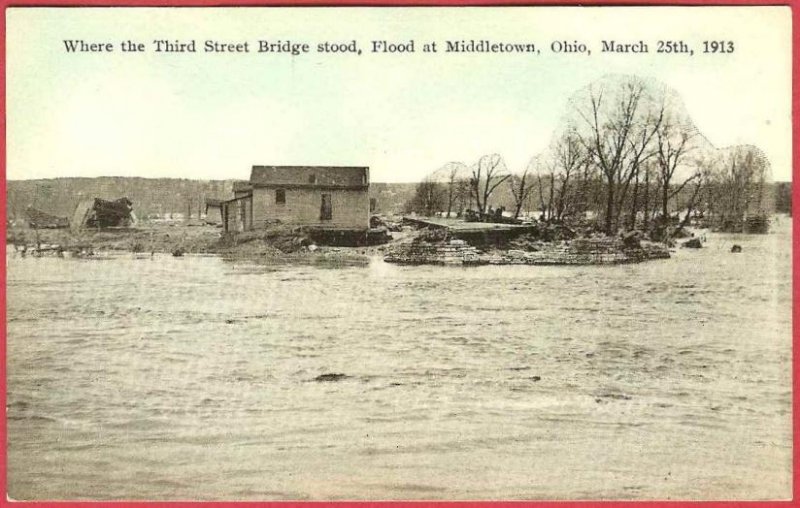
[7,222,674,266]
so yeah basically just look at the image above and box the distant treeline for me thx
[406,177,791,219]
[5,177,789,225]
[775,181,792,215]
[7,177,234,221]
[6,177,419,221]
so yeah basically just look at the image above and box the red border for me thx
[0,0,793,5]
[0,1,796,507]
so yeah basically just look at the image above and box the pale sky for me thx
[6,6,793,182]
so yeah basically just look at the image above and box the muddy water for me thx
[7,220,792,500]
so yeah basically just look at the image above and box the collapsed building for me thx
[72,198,136,229]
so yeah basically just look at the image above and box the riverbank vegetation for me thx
[405,75,776,240]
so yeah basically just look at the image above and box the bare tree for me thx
[508,160,538,219]
[672,153,715,235]
[433,162,470,218]
[535,172,553,220]
[653,94,701,225]
[640,160,658,229]
[527,155,555,220]
[453,178,472,217]
[550,126,587,221]
[568,76,712,233]
[570,150,600,221]
[469,154,511,217]
[708,145,772,231]
[619,100,663,230]
[571,77,646,233]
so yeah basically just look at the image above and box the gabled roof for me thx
[250,166,369,189]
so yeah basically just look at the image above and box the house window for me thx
[308,174,317,184]
[320,193,332,220]
[276,189,286,204]
[370,198,377,213]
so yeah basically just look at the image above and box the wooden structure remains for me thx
[221,195,253,233]
[204,198,223,225]
[72,198,135,229]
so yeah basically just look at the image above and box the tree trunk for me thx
[643,167,650,230]
[446,187,454,218]
[675,180,703,234]
[629,169,640,231]
[604,177,615,234]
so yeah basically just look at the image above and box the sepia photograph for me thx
[4,5,794,501]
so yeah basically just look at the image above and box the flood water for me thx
[7,219,793,500]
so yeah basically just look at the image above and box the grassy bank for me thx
[6,223,382,265]
[8,224,222,254]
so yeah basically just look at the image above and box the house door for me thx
[320,193,332,221]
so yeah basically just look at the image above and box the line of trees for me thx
[405,75,774,236]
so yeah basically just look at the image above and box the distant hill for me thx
[6,177,420,221]
[369,182,417,214]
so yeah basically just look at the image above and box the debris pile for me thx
[743,215,770,234]
[72,198,135,229]
[384,236,670,266]
[384,239,482,265]
[681,237,703,249]
[488,238,670,265]
[312,373,350,382]
[25,207,69,229]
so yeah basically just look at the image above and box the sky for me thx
[6,6,793,182]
